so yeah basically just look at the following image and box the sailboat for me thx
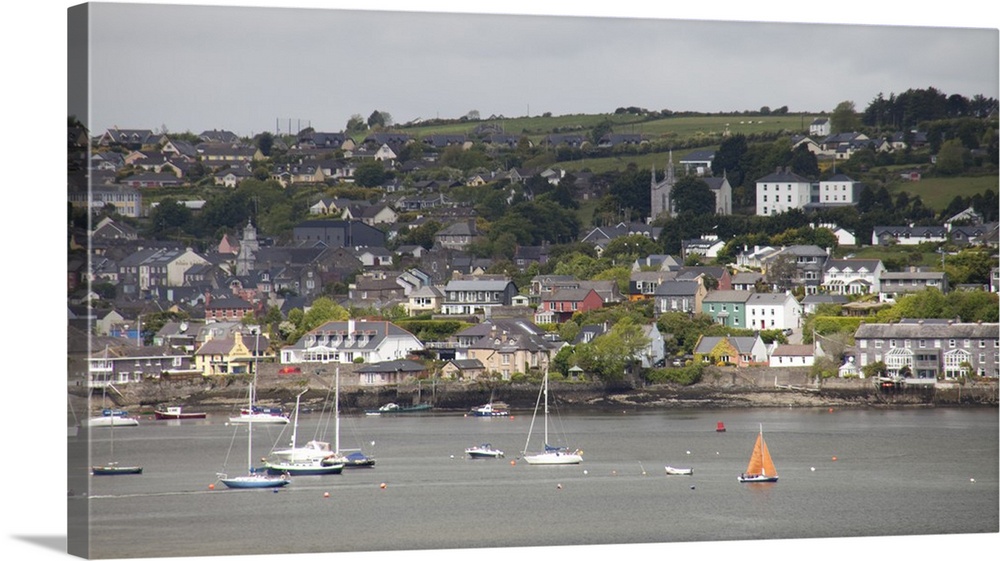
[228,378,290,425]
[521,371,582,465]
[330,367,376,468]
[264,389,343,476]
[738,424,779,483]
[91,400,142,475]
[267,368,374,469]
[217,328,290,489]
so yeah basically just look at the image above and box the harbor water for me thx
[74,406,998,559]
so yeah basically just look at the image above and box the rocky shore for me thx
[68,365,998,423]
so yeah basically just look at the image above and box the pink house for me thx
[534,288,604,324]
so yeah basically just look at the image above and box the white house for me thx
[279,319,424,365]
[809,118,831,137]
[745,292,801,331]
[813,223,857,246]
[822,259,886,295]
[817,174,861,206]
[768,344,815,367]
[755,167,812,216]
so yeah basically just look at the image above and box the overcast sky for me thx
[74,1,999,138]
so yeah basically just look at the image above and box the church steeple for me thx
[650,150,677,221]
[235,219,259,276]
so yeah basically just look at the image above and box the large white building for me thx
[755,167,812,216]
[280,319,424,365]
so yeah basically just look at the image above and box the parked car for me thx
[277,366,302,374]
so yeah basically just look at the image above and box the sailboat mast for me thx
[248,327,260,474]
[542,372,549,445]
[335,367,341,456]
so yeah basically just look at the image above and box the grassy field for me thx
[885,175,997,210]
[396,112,820,145]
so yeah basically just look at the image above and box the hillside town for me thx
[67,113,1000,398]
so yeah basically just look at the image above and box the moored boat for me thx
[365,402,432,415]
[229,405,290,424]
[521,372,582,465]
[83,409,139,427]
[466,443,505,459]
[664,466,693,475]
[470,402,509,417]
[92,463,143,476]
[154,406,207,420]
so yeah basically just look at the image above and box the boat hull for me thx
[340,453,376,468]
[219,474,291,488]
[155,411,206,420]
[228,414,289,424]
[664,466,693,475]
[466,449,504,459]
[738,474,778,483]
[83,416,139,427]
[265,461,344,476]
[523,452,582,465]
[92,465,143,475]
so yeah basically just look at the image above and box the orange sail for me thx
[744,430,777,477]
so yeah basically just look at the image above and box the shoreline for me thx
[68,367,999,422]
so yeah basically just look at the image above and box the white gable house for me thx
[746,292,801,331]
[280,319,424,365]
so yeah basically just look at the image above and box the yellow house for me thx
[194,331,272,376]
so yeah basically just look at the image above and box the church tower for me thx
[650,150,677,221]
[235,218,259,276]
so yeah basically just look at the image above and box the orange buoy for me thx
[510,460,516,466]
[323,492,330,498]
[208,483,215,490]
[380,482,387,489]
[828,408,834,413]
[832,456,838,461]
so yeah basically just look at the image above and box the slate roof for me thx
[694,336,760,354]
[653,280,701,296]
[854,322,999,339]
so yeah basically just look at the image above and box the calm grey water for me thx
[77,407,999,559]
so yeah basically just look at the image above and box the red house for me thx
[204,295,255,322]
[534,288,604,324]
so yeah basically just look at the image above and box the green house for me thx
[701,290,753,328]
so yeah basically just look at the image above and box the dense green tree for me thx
[301,297,350,332]
[256,131,274,156]
[146,198,193,239]
[713,134,748,188]
[353,160,387,187]
[572,318,650,383]
[830,100,861,133]
[670,176,715,216]
[934,138,967,175]
[601,234,659,266]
